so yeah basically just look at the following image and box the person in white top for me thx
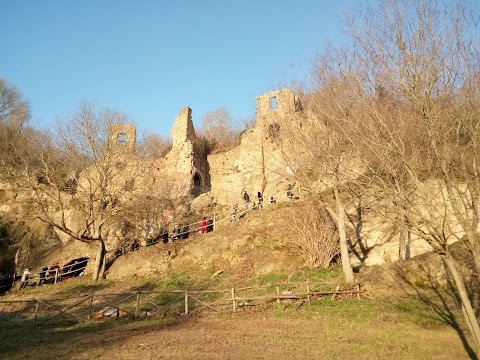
[20,268,32,289]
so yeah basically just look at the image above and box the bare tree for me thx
[306,0,480,350]
[136,130,172,160]
[198,107,238,147]
[278,89,361,283]
[0,77,30,129]
[2,102,138,280]
[290,202,340,270]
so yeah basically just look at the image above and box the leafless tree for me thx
[198,107,238,149]
[0,77,30,129]
[305,0,480,350]
[136,130,172,160]
[277,89,362,283]
[2,102,139,280]
[290,202,340,270]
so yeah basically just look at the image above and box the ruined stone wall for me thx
[208,89,302,205]
[256,89,302,129]
[101,106,210,200]
[108,124,136,154]
[170,106,196,147]
[98,90,301,205]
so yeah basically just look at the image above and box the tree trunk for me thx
[398,212,406,260]
[464,229,480,276]
[334,187,354,283]
[92,241,106,281]
[444,253,480,352]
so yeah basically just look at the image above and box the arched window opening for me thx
[194,173,201,187]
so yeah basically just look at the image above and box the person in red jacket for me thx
[201,217,207,233]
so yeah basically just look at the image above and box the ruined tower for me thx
[166,106,209,196]
[108,123,136,154]
[256,89,302,141]
[171,106,196,148]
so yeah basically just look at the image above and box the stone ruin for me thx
[106,88,301,204]
[0,88,447,269]
[102,88,439,267]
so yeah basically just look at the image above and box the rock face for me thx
[106,202,300,280]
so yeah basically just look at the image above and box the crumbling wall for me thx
[108,124,136,154]
[103,106,210,200]
[208,89,302,205]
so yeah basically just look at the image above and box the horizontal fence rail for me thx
[0,282,361,328]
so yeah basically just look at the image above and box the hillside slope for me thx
[106,201,302,280]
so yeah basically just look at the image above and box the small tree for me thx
[0,77,30,129]
[199,107,238,147]
[290,202,339,270]
[136,130,172,160]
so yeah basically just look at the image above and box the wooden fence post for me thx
[135,292,140,318]
[54,268,59,284]
[213,214,216,231]
[276,286,280,306]
[184,291,189,315]
[88,295,93,320]
[332,286,341,301]
[231,288,236,312]
[33,301,40,326]
[306,281,311,305]
[357,283,361,300]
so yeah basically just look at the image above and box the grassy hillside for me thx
[0,200,476,359]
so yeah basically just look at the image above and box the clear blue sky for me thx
[0,0,357,137]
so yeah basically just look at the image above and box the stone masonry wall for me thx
[208,89,302,205]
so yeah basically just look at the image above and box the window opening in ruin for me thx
[268,123,281,139]
[193,173,201,187]
[269,97,278,110]
[117,133,127,145]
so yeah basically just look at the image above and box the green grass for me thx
[0,296,470,360]
[255,272,288,285]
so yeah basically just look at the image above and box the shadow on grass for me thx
[387,256,478,360]
[0,279,198,360]
[0,315,188,360]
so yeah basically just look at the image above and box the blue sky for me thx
[1,0,357,137]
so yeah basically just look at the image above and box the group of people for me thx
[19,259,88,289]
[242,190,266,210]
[231,185,295,222]
[231,190,268,222]
[114,218,214,257]
[20,262,59,289]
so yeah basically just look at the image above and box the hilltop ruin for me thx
[105,88,302,204]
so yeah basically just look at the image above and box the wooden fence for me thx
[0,282,361,328]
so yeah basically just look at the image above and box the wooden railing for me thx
[0,282,361,328]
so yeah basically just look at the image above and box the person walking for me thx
[230,203,238,222]
[201,217,208,233]
[243,191,250,209]
[20,268,32,289]
[257,191,263,209]
[287,184,293,200]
